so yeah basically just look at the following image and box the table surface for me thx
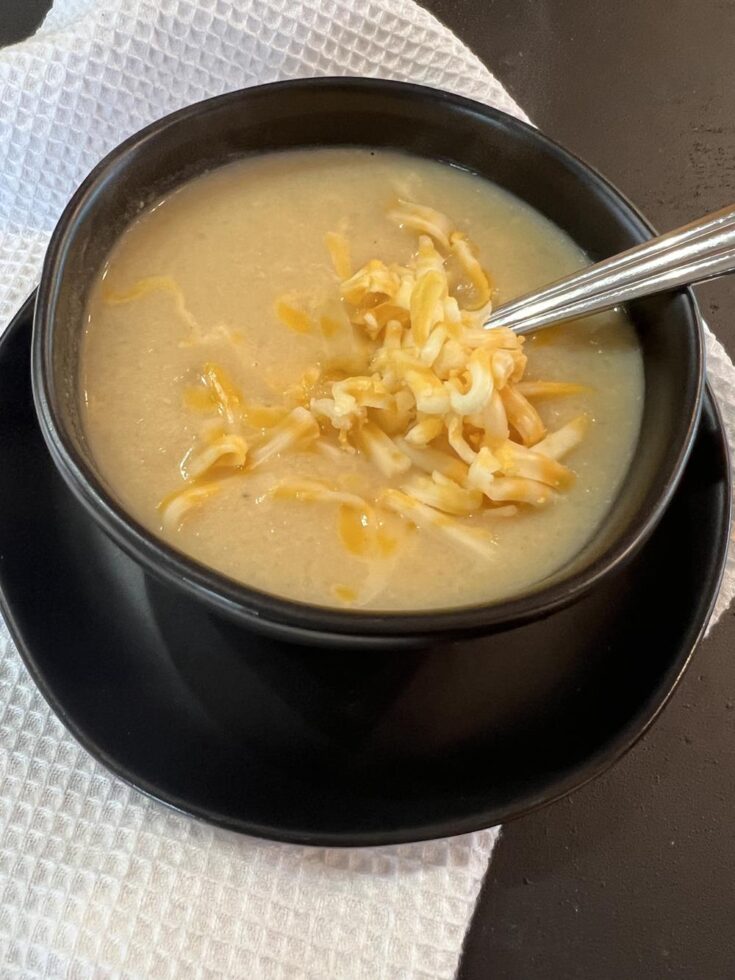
[3,2,735,978]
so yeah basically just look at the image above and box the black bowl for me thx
[32,78,704,647]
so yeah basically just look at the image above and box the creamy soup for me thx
[81,148,644,610]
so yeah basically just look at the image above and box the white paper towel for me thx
[0,2,733,978]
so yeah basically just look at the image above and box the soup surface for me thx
[81,148,644,610]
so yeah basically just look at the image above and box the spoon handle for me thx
[484,204,735,334]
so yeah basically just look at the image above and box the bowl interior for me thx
[34,79,702,635]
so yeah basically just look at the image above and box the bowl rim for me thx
[31,76,705,639]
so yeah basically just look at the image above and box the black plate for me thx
[0,297,730,845]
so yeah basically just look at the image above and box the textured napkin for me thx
[0,1,733,978]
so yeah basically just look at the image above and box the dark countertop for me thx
[3,2,735,978]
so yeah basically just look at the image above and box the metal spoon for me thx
[483,204,735,334]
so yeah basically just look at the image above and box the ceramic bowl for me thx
[31,78,704,647]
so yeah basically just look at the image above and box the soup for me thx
[81,148,644,610]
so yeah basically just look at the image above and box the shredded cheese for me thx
[160,198,589,564]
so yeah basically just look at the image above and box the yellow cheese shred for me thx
[275,299,313,334]
[333,584,359,604]
[325,232,352,280]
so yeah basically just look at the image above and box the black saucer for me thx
[0,296,730,846]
